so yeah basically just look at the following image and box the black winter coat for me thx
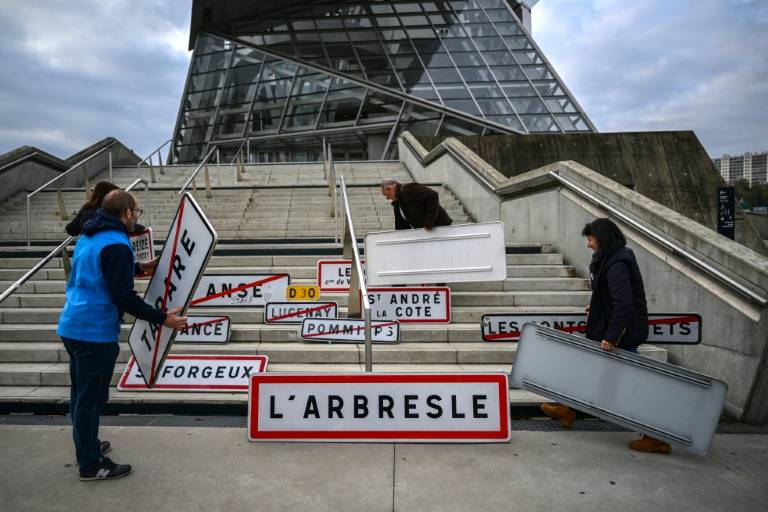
[392,183,452,230]
[66,206,145,236]
[585,244,648,349]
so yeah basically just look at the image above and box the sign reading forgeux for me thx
[248,373,511,442]
[265,302,338,324]
[364,287,450,323]
[129,228,155,278]
[316,259,365,292]
[300,318,400,343]
[118,355,267,392]
[191,274,290,307]
[175,315,231,344]
[127,193,217,387]
[481,313,702,344]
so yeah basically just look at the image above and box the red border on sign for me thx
[363,287,451,323]
[316,259,364,292]
[118,355,268,391]
[248,373,509,441]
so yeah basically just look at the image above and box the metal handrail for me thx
[549,171,768,306]
[136,139,172,181]
[229,139,248,166]
[339,174,373,372]
[137,139,172,168]
[26,141,118,246]
[0,178,150,305]
[178,146,218,196]
[0,151,40,174]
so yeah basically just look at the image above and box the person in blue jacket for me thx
[541,218,670,453]
[57,189,187,480]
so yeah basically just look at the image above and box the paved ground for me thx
[0,422,766,512]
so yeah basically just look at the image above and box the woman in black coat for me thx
[66,181,145,236]
[541,218,671,453]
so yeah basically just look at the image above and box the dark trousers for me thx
[62,338,119,472]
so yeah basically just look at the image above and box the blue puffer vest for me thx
[57,212,133,342]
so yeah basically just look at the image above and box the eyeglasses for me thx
[128,208,144,218]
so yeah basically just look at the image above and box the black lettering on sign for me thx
[451,395,465,419]
[188,366,199,378]
[680,323,691,335]
[202,367,212,378]
[180,229,196,257]
[141,329,153,351]
[379,395,394,419]
[215,366,224,379]
[162,365,173,377]
[426,395,442,418]
[404,395,418,419]
[270,396,283,419]
[304,395,320,419]
[171,254,186,280]
[174,366,184,378]
[473,395,488,419]
[354,395,368,418]
[328,395,344,419]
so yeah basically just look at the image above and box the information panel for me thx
[191,274,290,307]
[248,373,510,442]
[127,193,217,387]
[364,287,451,323]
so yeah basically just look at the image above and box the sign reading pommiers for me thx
[316,259,365,292]
[248,373,511,442]
[127,193,217,387]
[129,228,155,278]
[175,315,231,344]
[300,318,399,343]
[364,287,450,323]
[191,274,290,307]
[265,302,338,324]
[118,355,267,392]
[481,313,702,344]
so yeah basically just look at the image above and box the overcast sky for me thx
[0,0,765,160]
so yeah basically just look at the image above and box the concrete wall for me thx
[399,132,768,423]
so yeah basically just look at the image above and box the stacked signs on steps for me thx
[118,355,268,392]
[481,313,702,344]
[127,193,217,388]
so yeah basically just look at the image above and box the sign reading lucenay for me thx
[127,193,217,387]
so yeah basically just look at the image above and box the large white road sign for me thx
[191,274,290,307]
[128,193,217,387]
[510,323,726,455]
[364,287,451,323]
[248,373,511,442]
[364,222,507,285]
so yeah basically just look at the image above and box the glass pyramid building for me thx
[171,0,595,163]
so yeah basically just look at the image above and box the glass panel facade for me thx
[171,0,594,163]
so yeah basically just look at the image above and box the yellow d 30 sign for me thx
[286,285,320,301]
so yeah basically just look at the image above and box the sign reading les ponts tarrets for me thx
[127,193,217,387]
[300,318,399,343]
[191,274,290,307]
[248,373,510,442]
[265,302,338,324]
[175,315,231,344]
[118,355,267,392]
[481,313,702,344]
[364,287,450,323]
[129,228,155,278]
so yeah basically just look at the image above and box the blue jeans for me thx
[62,338,119,472]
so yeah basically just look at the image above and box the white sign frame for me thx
[129,227,155,278]
[364,222,507,285]
[300,318,400,344]
[118,354,267,392]
[481,313,702,344]
[191,274,290,307]
[127,193,217,387]
[175,315,232,344]
[316,259,365,292]
[264,302,338,324]
[248,373,511,443]
[363,287,451,323]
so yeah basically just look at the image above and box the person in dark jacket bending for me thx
[66,181,145,236]
[541,218,671,454]
[57,190,187,480]
[380,180,453,230]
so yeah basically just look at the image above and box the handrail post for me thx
[204,163,213,198]
[26,196,31,247]
[57,188,69,221]
[61,246,72,281]
[363,308,372,372]
[247,138,250,163]
[83,164,91,201]
[158,149,165,175]
[108,151,113,182]
[217,148,221,175]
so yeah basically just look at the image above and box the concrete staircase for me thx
[0,161,664,411]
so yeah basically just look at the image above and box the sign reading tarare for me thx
[248,373,511,442]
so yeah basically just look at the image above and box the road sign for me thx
[481,313,702,344]
[248,373,510,442]
[264,302,338,324]
[364,287,451,323]
[129,228,155,278]
[364,222,507,285]
[191,274,290,307]
[127,193,217,388]
[118,355,267,392]
[316,259,365,292]
[510,323,726,455]
[300,318,400,343]
[175,315,231,344]
[287,285,320,301]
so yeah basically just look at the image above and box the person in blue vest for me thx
[57,189,187,480]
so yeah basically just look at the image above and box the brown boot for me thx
[628,435,672,454]
[540,403,577,429]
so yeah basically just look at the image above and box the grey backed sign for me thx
[175,315,231,344]
[191,274,290,307]
[127,193,217,387]
[300,318,400,344]
[481,313,702,344]
[264,302,338,324]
